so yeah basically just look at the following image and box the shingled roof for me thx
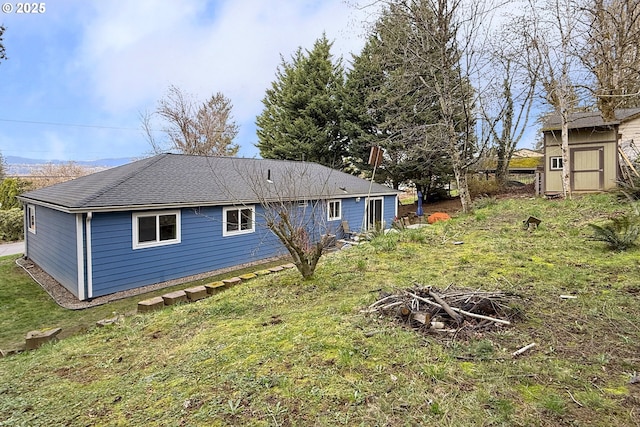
[19,154,399,213]
[542,108,640,131]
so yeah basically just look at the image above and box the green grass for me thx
[1,193,640,426]
[0,257,284,349]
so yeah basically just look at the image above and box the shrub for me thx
[0,208,23,241]
[468,176,501,198]
[588,214,640,251]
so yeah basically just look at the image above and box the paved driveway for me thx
[0,242,24,256]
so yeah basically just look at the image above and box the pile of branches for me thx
[363,284,521,337]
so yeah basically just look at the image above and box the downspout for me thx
[76,214,85,301]
[86,212,93,299]
[22,206,28,257]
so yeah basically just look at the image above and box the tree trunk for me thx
[495,155,508,188]
[561,115,571,199]
[453,160,472,213]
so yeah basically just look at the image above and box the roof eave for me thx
[18,191,399,214]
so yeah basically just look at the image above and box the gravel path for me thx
[16,256,285,310]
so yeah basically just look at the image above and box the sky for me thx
[0,0,378,161]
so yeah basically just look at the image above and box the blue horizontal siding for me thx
[339,195,398,235]
[25,207,79,297]
[89,206,286,297]
[26,195,397,300]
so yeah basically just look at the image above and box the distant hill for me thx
[5,156,133,176]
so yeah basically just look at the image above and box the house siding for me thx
[338,195,397,234]
[88,206,286,298]
[619,117,640,147]
[25,206,79,297]
[25,195,397,300]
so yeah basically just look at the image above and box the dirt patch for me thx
[398,197,462,219]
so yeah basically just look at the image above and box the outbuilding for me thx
[541,108,640,195]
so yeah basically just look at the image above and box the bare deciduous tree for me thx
[579,0,640,121]
[28,162,94,189]
[521,0,587,199]
[217,161,339,279]
[0,25,6,64]
[142,85,240,157]
[390,0,497,213]
[480,27,539,187]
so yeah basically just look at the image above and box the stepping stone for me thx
[204,281,227,294]
[137,296,165,313]
[239,273,257,282]
[222,277,242,287]
[25,328,62,350]
[184,285,208,301]
[162,290,187,306]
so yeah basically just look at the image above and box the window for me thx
[550,156,563,170]
[27,205,36,234]
[133,211,181,249]
[223,206,255,236]
[328,200,342,221]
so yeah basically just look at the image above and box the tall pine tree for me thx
[343,4,453,196]
[256,34,346,168]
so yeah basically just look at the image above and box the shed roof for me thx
[542,108,640,131]
[19,154,399,212]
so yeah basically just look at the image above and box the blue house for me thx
[18,154,400,301]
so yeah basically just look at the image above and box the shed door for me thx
[571,147,604,191]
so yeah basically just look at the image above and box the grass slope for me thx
[1,193,639,426]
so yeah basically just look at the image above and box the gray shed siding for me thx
[88,206,286,298]
[25,206,79,297]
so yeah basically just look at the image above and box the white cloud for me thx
[75,0,371,125]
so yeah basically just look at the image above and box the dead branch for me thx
[428,289,464,324]
[512,342,536,357]
[406,291,511,325]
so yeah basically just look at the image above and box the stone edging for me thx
[0,262,296,357]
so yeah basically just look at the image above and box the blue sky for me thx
[0,0,374,161]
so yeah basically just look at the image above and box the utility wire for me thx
[0,118,147,131]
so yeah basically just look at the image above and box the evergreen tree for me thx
[341,35,386,175]
[256,34,346,168]
[343,4,453,197]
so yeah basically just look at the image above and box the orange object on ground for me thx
[427,212,451,224]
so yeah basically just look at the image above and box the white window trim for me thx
[550,156,563,170]
[327,199,342,221]
[132,210,181,249]
[223,205,256,237]
[27,204,36,234]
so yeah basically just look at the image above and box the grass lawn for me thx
[0,257,285,350]
[1,193,639,426]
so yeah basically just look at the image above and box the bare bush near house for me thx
[28,162,96,189]
[218,161,337,280]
